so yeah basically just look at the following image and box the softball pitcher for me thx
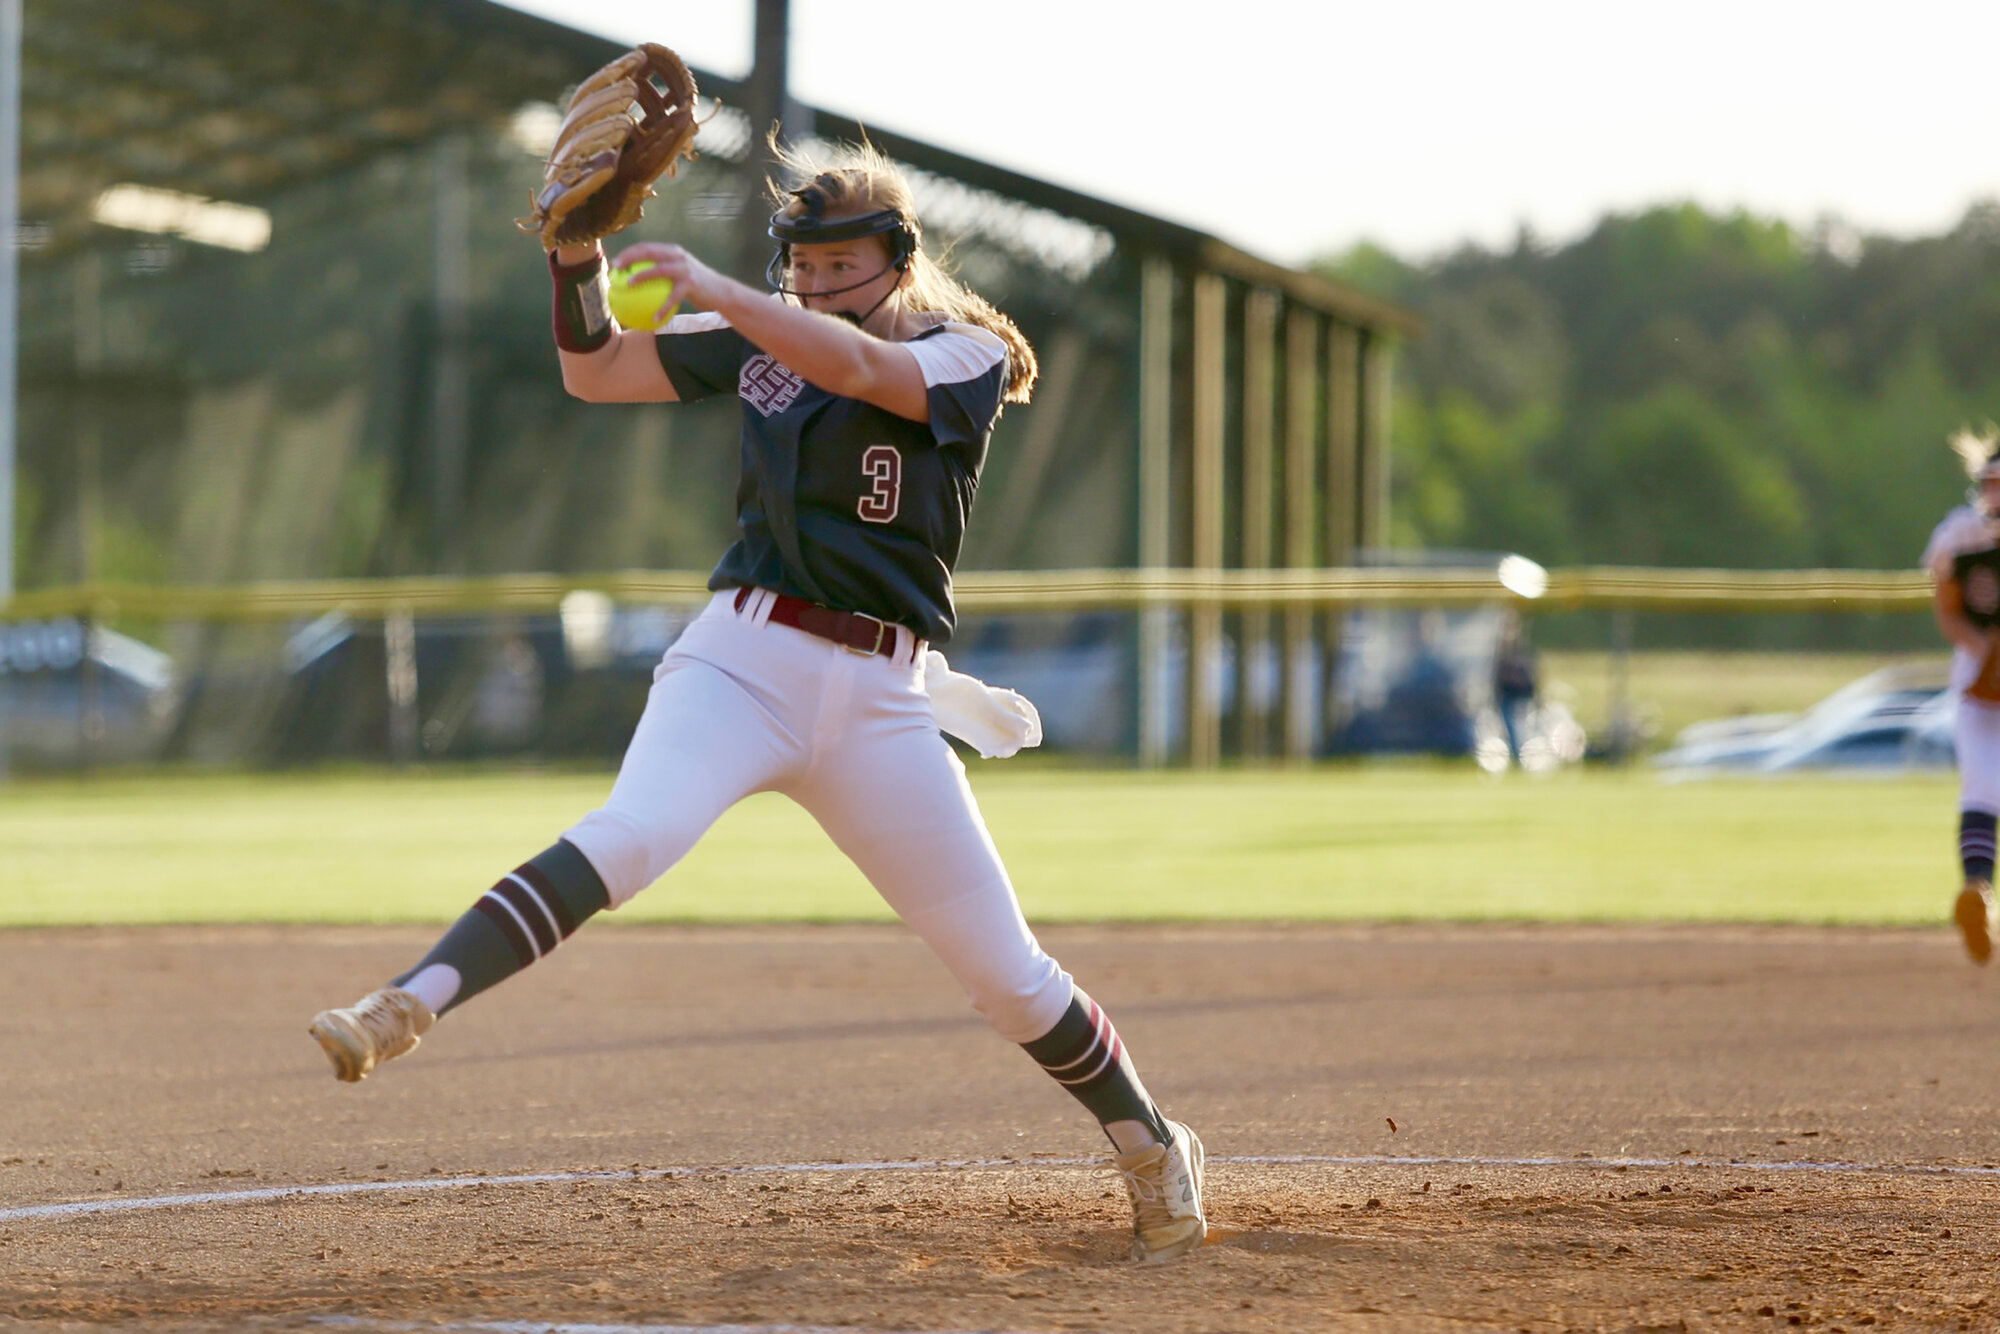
[1923,425,2000,964]
[309,117,1206,1261]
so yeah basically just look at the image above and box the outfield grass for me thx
[1,763,1959,928]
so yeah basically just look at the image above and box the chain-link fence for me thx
[0,565,1945,773]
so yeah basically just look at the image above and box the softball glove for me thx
[519,43,700,250]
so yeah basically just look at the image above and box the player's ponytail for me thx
[1952,422,2000,480]
[767,137,1039,404]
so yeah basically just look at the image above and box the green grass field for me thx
[1,762,1961,928]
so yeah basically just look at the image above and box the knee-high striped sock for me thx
[1962,810,1997,882]
[393,840,609,1016]
[1020,988,1168,1148]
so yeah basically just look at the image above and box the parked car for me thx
[0,617,176,768]
[1653,663,1953,773]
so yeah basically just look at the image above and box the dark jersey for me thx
[1955,548,2000,628]
[1927,505,2000,628]
[651,307,1008,646]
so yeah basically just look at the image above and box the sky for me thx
[497,0,2000,268]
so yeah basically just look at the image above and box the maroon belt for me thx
[734,587,902,659]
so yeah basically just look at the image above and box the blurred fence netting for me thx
[0,566,1946,773]
[4,4,1948,775]
[15,0,1179,625]
[10,1,1434,773]
[16,112,1143,593]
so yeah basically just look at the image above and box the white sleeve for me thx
[903,324,1006,388]
[660,309,731,335]
[1924,508,1985,581]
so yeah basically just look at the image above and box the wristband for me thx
[550,250,613,353]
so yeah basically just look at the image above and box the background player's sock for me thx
[1961,809,1996,881]
[1020,988,1169,1152]
[394,840,609,1015]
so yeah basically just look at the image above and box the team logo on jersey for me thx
[738,355,807,417]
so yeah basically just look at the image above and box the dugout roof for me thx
[25,0,1417,336]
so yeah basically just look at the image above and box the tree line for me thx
[1316,202,2000,570]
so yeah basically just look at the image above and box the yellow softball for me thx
[607,266,681,330]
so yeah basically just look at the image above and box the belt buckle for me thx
[842,614,888,657]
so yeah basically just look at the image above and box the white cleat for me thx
[309,986,435,1082]
[1114,1119,1207,1262]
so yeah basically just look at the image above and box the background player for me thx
[309,133,1207,1263]
[1923,424,2000,963]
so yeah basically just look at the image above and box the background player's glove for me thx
[1971,637,2000,705]
[518,43,700,250]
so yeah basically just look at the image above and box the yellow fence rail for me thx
[0,565,1937,623]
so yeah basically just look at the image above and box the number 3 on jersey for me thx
[858,445,901,524]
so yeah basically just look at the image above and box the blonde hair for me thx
[1951,422,2000,479]
[767,137,1038,404]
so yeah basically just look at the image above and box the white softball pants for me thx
[1958,691,2000,815]
[563,589,1074,1043]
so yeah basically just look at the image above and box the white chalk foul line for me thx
[6,1152,2000,1224]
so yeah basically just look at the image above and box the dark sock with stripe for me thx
[1020,988,1168,1147]
[394,839,609,1015]
[1962,810,1997,881]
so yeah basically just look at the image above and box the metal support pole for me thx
[74,253,104,769]
[1281,306,1319,763]
[73,252,102,590]
[0,0,20,782]
[1136,257,1174,767]
[1323,324,1360,565]
[1188,272,1226,770]
[432,134,470,573]
[1609,607,1634,763]
[1320,322,1361,745]
[0,0,16,607]
[1357,332,1395,552]
[1240,288,1278,759]
[748,0,792,143]
[79,609,100,764]
[385,609,420,763]
[737,0,798,281]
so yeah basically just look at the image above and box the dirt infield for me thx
[4,923,2000,1333]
